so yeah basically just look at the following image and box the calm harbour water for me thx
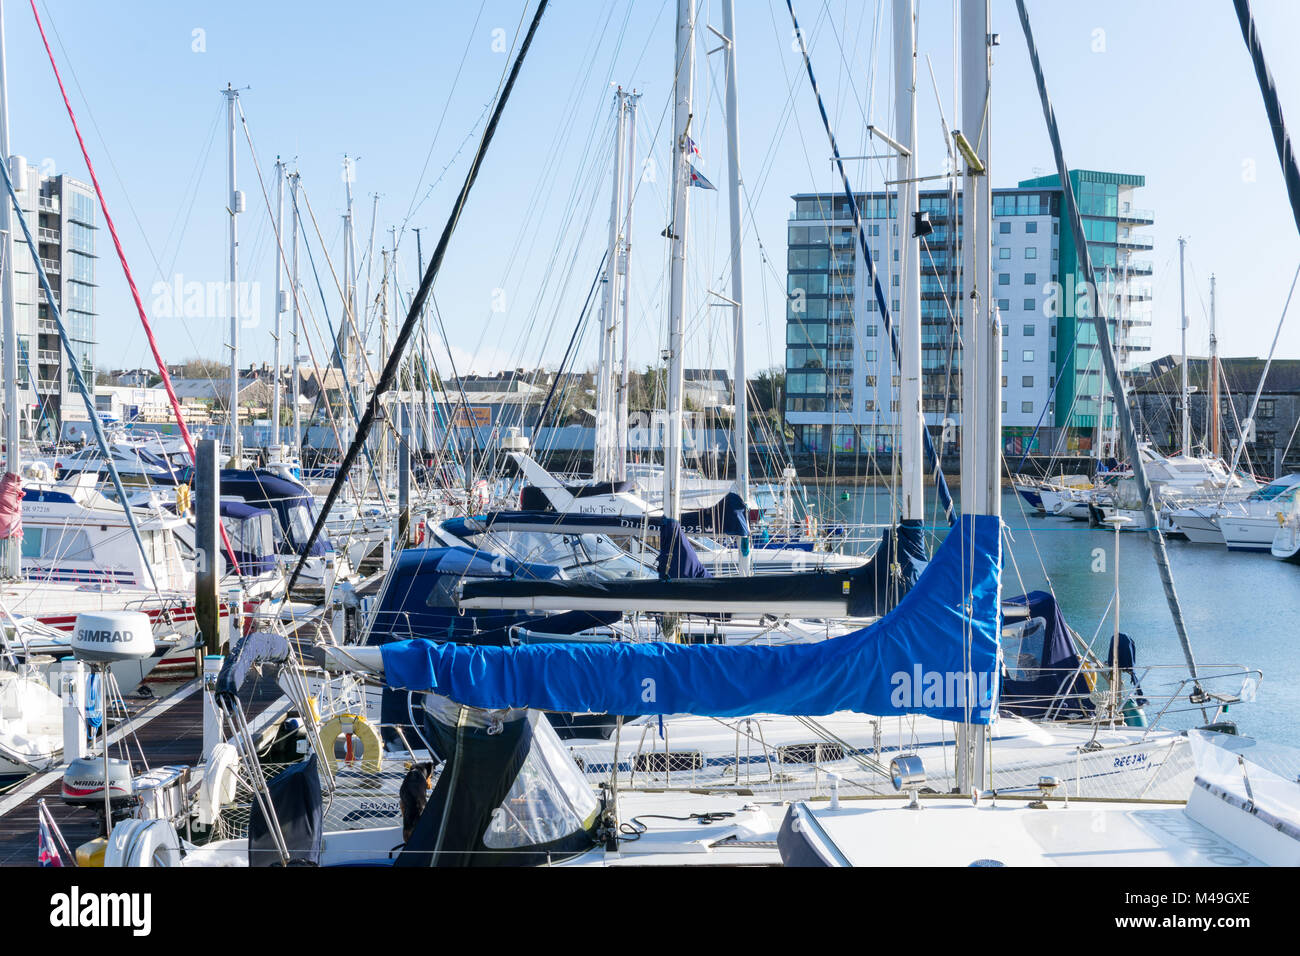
[808,484,1298,745]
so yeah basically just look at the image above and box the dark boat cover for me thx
[215,631,292,702]
[657,518,709,579]
[248,755,323,866]
[460,517,926,618]
[1000,590,1093,719]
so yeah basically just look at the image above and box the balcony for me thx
[38,226,59,244]
[1117,206,1155,224]
[38,195,59,214]
[41,258,60,275]
[37,349,61,364]
[38,287,60,306]
[1116,235,1154,251]
[38,318,58,334]
[35,378,60,394]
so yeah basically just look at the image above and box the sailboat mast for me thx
[290,171,302,461]
[720,0,750,572]
[341,155,356,449]
[224,84,242,466]
[617,93,639,483]
[664,0,695,521]
[1178,236,1190,456]
[957,0,999,793]
[595,89,628,482]
[894,0,923,521]
[271,158,285,461]
[1209,274,1219,459]
[0,0,21,579]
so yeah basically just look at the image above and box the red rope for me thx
[29,1,243,576]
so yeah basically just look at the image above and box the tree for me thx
[180,357,227,380]
[749,367,785,414]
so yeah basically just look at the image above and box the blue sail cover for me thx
[381,514,1001,723]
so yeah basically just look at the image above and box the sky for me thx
[7,0,1300,384]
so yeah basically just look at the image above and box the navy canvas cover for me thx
[656,518,710,579]
[248,755,323,866]
[215,631,292,701]
[1000,590,1093,719]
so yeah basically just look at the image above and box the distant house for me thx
[1131,356,1300,477]
[168,377,277,422]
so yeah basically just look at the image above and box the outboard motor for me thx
[61,756,135,834]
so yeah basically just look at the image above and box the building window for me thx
[865,375,877,387]
[864,399,876,412]
[1023,298,1036,311]
[1023,324,1035,336]
[1002,375,1007,387]
[998,298,1011,311]
[1258,399,1276,418]
[1024,272,1036,284]
[864,325,878,337]
[999,247,1011,260]
[999,222,1011,234]
[1023,350,1035,362]
[1025,247,1038,259]
[998,273,1010,286]
[1002,349,1009,362]
[1022,375,1034,387]
[891,375,900,387]
[1002,401,1008,412]
[1025,221,1038,233]
[865,351,877,362]
[1021,401,1034,413]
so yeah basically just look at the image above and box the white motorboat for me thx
[1167,474,1300,550]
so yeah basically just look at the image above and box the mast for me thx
[664,0,695,521]
[341,155,356,446]
[271,158,285,461]
[0,0,20,578]
[616,93,639,483]
[894,0,923,521]
[720,0,750,572]
[414,228,434,464]
[595,89,628,482]
[1178,236,1190,457]
[224,84,242,466]
[1209,274,1219,459]
[290,170,302,459]
[957,0,999,792]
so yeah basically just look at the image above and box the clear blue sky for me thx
[7,0,1300,381]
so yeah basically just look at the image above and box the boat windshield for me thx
[463,530,649,581]
[481,712,600,850]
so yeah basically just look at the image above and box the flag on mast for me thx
[688,166,716,190]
